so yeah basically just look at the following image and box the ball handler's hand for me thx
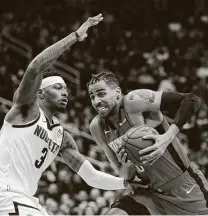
[139,133,172,165]
[76,14,103,41]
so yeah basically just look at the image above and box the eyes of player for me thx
[53,84,67,91]
[98,92,106,97]
[89,92,106,100]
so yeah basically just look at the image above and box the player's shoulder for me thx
[125,89,155,102]
[124,89,152,110]
[60,129,77,152]
[90,115,100,131]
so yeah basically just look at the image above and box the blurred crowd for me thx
[1,0,208,214]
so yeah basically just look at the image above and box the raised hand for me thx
[76,14,103,41]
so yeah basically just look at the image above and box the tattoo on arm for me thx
[136,90,155,103]
[59,130,85,173]
[33,33,77,72]
[14,33,77,105]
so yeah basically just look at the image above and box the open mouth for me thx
[61,98,68,103]
[97,106,108,112]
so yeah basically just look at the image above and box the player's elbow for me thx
[183,93,202,112]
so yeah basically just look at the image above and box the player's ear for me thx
[116,87,122,99]
[38,89,45,99]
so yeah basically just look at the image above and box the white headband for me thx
[40,76,66,89]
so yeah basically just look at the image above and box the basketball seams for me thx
[126,125,157,140]
[126,126,141,139]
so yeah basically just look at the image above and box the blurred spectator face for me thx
[89,188,101,200]
[48,183,58,195]
[76,190,88,201]
[88,80,121,118]
[168,22,181,32]
[61,194,75,207]
[103,191,115,203]
[96,196,107,209]
[17,69,24,78]
[60,203,70,215]
[78,201,88,210]
[83,206,96,215]
[45,170,56,182]
[58,169,71,183]
[200,142,208,151]
[88,201,99,214]
[45,198,58,214]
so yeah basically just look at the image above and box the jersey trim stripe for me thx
[12,113,40,128]
[155,124,208,207]
[9,201,40,215]
[44,114,60,130]
[187,167,208,208]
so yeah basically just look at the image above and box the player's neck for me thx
[40,105,54,123]
[108,97,123,125]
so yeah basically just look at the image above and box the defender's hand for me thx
[76,14,103,41]
[125,177,150,195]
[116,144,128,164]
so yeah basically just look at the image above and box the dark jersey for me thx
[97,102,208,201]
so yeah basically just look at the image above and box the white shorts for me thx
[0,190,49,216]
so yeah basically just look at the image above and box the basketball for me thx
[121,125,158,165]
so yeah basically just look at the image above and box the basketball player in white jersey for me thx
[0,14,135,215]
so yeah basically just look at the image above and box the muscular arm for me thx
[59,130,126,190]
[125,89,201,130]
[13,33,78,106]
[13,14,103,106]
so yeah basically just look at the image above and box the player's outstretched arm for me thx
[13,14,103,106]
[59,130,127,190]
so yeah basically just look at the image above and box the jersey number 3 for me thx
[35,147,48,169]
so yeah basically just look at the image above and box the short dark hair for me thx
[43,67,59,79]
[87,71,119,89]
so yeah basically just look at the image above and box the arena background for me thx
[1,0,208,214]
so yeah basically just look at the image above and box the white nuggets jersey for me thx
[0,109,63,196]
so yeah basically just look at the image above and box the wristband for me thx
[75,31,82,41]
[126,175,136,183]
[123,179,128,188]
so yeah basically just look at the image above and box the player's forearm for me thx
[28,32,78,73]
[164,124,180,142]
[172,93,201,129]
[161,92,201,129]
[78,160,126,190]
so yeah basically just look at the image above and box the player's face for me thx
[88,80,120,117]
[43,83,68,112]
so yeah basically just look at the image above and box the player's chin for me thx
[98,109,110,117]
[57,104,67,113]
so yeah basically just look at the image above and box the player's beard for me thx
[56,105,66,113]
[57,107,66,113]
[105,103,117,118]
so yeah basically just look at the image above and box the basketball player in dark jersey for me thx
[88,71,208,215]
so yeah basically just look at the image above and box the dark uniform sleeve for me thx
[160,92,201,129]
